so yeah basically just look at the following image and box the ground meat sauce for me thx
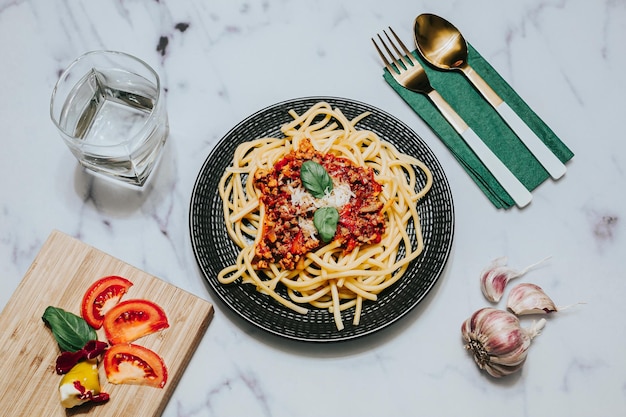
[252,139,385,270]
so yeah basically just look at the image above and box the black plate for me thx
[189,97,454,342]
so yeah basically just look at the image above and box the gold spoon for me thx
[414,13,566,180]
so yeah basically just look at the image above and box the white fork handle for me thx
[461,127,532,208]
[494,102,566,179]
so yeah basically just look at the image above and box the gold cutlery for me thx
[414,13,566,180]
[372,27,532,208]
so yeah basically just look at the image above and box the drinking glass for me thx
[50,51,169,187]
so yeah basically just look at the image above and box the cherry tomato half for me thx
[103,299,169,345]
[104,343,168,388]
[81,276,133,329]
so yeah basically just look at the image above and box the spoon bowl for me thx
[414,13,468,71]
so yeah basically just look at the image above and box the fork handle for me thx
[427,90,532,208]
[460,127,532,208]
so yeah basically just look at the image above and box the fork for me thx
[372,27,532,208]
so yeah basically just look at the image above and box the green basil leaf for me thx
[301,160,333,199]
[313,206,339,243]
[42,306,96,352]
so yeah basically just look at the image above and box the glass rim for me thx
[49,50,163,147]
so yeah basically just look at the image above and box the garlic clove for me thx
[479,256,551,303]
[461,307,546,378]
[507,283,558,315]
[479,257,509,302]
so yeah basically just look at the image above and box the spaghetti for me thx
[217,101,433,330]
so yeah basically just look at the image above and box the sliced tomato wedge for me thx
[81,276,133,329]
[103,343,168,388]
[103,299,169,345]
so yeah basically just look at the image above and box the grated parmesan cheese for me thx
[290,181,354,211]
[289,184,315,209]
[322,182,355,208]
[298,218,319,241]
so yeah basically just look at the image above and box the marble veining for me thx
[1,0,626,416]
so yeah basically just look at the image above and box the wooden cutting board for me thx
[0,230,214,417]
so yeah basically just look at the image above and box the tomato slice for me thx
[103,299,169,345]
[104,343,168,388]
[81,276,133,329]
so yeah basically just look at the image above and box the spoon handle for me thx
[493,102,566,179]
[427,90,532,208]
[459,127,532,208]
[463,67,566,180]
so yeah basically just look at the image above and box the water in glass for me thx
[58,67,168,186]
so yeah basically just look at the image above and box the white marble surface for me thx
[1,0,624,416]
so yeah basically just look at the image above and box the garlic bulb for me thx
[507,283,557,315]
[461,308,546,378]
[480,256,550,303]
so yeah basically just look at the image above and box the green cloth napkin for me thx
[383,44,574,209]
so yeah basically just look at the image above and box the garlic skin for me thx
[480,256,550,303]
[461,308,546,378]
[507,283,557,315]
[479,257,512,302]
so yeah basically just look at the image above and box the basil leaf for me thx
[313,206,339,243]
[301,160,333,199]
[42,306,96,352]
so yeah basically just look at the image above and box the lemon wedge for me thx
[59,360,101,408]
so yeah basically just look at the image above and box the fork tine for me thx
[373,32,405,75]
[372,27,417,77]
[381,30,412,72]
[371,36,395,75]
[380,32,407,73]
[386,26,416,65]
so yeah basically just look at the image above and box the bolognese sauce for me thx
[253,138,385,270]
